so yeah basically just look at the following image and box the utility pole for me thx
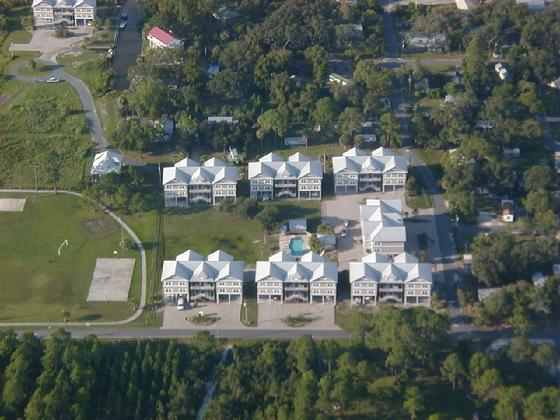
[30,164,39,199]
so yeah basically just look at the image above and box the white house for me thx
[360,199,406,255]
[248,152,323,200]
[147,26,184,49]
[332,147,408,194]
[90,149,123,177]
[350,252,432,305]
[161,250,244,303]
[162,157,237,207]
[32,0,96,27]
[255,251,338,304]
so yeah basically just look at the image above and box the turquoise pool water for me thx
[289,237,306,256]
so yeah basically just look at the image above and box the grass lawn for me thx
[335,302,376,332]
[240,298,257,327]
[163,208,275,266]
[0,79,91,189]
[402,52,464,61]
[0,7,32,75]
[0,193,140,322]
[270,199,322,232]
[16,60,58,77]
[406,167,432,209]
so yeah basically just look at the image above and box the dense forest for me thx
[0,330,218,419]
[0,307,557,419]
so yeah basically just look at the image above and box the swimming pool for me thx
[289,237,306,256]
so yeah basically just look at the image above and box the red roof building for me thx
[147,26,183,48]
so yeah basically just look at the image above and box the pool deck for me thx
[279,233,311,255]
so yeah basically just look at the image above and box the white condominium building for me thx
[255,251,337,304]
[248,152,323,200]
[332,147,407,194]
[161,250,244,303]
[350,252,432,306]
[360,199,406,255]
[32,0,96,27]
[162,157,237,207]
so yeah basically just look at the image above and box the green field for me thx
[406,166,432,209]
[0,193,140,322]
[0,80,91,189]
[163,208,275,266]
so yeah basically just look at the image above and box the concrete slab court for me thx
[0,198,26,212]
[257,303,339,330]
[162,303,243,330]
[87,258,135,302]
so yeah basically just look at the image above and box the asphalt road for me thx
[112,0,143,91]
[380,0,460,306]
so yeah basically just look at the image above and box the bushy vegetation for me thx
[0,81,91,189]
[119,0,392,159]
[0,330,219,419]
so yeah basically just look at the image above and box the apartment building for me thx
[360,199,406,255]
[332,147,407,194]
[248,152,323,200]
[162,157,237,207]
[161,250,244,303]
[350,252,432,305]
[255,251,338,304]
[32,0,96,27]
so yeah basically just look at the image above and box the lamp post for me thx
[243,301,248,325]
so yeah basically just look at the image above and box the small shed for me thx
[288,219,307,234]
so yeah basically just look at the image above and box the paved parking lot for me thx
[257,303,338,330]
[9,28,91,61]
[162,303,243,330]
[321,191,408,269]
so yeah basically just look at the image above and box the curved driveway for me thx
[10,59,108,150]
[0,189,146,327]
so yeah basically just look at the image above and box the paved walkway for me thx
[0,189,147,327]
[196,346,232,420]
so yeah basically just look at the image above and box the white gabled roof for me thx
[163,158,237,186]
[90,150,123,176]
[176,249,205,261]
[288,152,312,162]
[300,251,325,262]
[332,150,407,176]
[162,250,245,285]
[350,252,432,285]
[362,253,390,263]
[255,251,337,284]
[207,250,234,261]
[371,146,394,156]
[259,152,284,162]
[248,154,323,181]
[33,0,96,7]
[269,251,296,262]
[204,157,226,167]
[360,199,406,243]
[343,147,368,157]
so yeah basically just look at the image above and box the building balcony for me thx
[285,285,309,291]
[379,286,403,292]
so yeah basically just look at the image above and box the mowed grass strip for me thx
[0,80,91,189]
[0,193,140,322]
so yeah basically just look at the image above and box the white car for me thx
[119,21,128,29]
[46,77,61,83]
[177,297,185,311]
[340,229,348,238]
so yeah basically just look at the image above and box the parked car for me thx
[340,229,348,238]
[177,297,185,311]
[46,77,61,83]
[343,219,351,227]
[119,21,128,29]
